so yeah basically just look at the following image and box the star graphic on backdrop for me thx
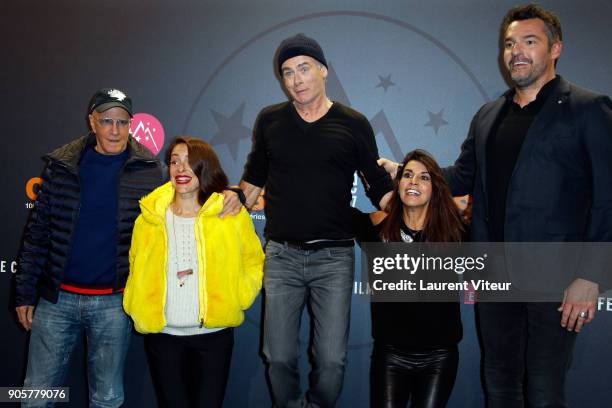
[375,74,395,92]
[328,64,402,161]
[424,109,449,135]
[210,102,251,160]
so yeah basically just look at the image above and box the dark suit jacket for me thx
[444,76,612,291]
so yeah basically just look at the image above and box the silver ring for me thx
[578,311,588,319]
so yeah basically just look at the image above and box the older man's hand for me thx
[16,305,35,331]
[219,190,242,218]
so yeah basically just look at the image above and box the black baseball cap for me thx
[88,88,133,117]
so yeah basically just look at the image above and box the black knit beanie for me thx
[276,33,327,75]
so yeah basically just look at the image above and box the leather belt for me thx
[280,239,354,251]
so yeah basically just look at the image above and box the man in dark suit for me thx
[379,3,612,406]
[444,4,612,407]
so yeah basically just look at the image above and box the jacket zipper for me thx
[118,148,162,289]
[56,161,81,286]
[195,213,207,327]
[113,160,129,291]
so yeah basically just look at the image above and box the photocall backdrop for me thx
[2,0,611,406]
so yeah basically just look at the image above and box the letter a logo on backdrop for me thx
[130,113,165,155]
[183,11,490,198]
[180,11,491,353]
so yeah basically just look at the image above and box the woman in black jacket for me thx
[355,149,465,408]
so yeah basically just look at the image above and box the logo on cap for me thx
[107,89,127,101]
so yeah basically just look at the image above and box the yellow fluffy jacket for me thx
[123,182,264,334]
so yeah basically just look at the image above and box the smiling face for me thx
[281,55,328,108]
[503,18,561,90]
[398,160,432,210]
[88,107,131,155]
[169,143,200,197]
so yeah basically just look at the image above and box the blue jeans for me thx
[477,302,576,408]
[262,241,355,408]
[23,291,132,408]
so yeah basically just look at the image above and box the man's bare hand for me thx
[377,158,399,179]
[558,278,599,332]
[16,305,35,331]
[220,190,242,218]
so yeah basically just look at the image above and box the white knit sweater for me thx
[162,208,224,336]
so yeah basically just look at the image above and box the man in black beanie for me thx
[238,33,393,407]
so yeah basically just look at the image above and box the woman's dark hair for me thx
[165,136,229,205]
[380,149,464,242]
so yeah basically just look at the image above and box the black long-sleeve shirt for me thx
[242,101,393,241]
[486,77,559,241]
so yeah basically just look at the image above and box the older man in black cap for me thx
[15,88,164,407]
[237,34,393,407]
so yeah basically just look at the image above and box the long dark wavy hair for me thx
[380,149,464,242]
[165,136,229,205]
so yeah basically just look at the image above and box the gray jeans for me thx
[262,240,355,408]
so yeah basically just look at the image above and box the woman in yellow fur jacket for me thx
[123,136,264,408]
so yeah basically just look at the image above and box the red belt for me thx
[60,283,124,295]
